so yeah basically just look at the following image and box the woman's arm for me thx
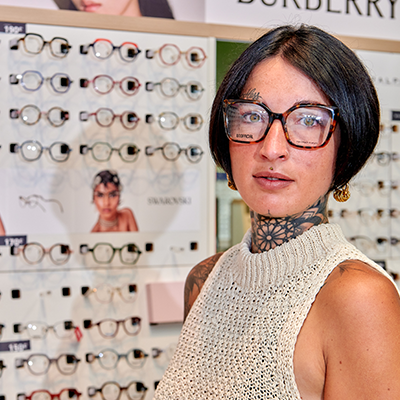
[184,252,224,321]
[321,260,400,399]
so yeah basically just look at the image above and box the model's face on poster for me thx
[71,0,141,15]
[93,183,120,219]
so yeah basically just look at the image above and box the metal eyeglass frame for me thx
[80,142,141,163]
[10,71,73,93]
[83,316,141,338]
[80,38,141,62]
[10,33,71,58]
[10,105,69,127]
[145,142,204,163]
[13,320,76,339]
[10,141,72,162]
[88,381,148,400]
[81,283,137,304]
[80,108,140,130]
[80,242,142,265]
[145,112,203,131]
[15,353,81,375]
[19,194,64,213]
[80,75,141,96]
[145,77,204,101]
[86,348,148,369]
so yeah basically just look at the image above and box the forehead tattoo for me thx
[242,88,261,101]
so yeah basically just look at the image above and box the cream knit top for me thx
[154,224,396,400]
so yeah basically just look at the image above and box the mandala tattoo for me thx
[250,196,329,252]
[242,88,261,101]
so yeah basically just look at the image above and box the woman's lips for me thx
[253,171,293,190]
[81,1,102,12]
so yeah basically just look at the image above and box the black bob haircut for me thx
[209,24,380,191]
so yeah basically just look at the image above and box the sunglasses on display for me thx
[80,75,141,96]
[10,33,71,58]
[10,105,69,127]
[15,353,81,375]
[81,283,137,303]
[80,108,139,130]
[80,142,140,163]
[17,389,82,400]
[86,348,148,369]
[145,112,203,131]
[88,381,147,400]
[80,39,141,62]
[146,43,207,68]
[145,77,204,101]
[19,194,64,213]
[10,141,72,163]
[11,242,72,265]
[10,71,73,93]
[145,142,204,163]
[80,243,142,265]
[83,316,141,338]
[13,320,77,340]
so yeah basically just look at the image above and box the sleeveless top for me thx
[154,224,397,399]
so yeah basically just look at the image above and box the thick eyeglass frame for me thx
[80,75,141,96]
[145,142,204,163]
[82,38,141,62]
[146,77,204,100]
[86,348,148,369]
[80,108,140,130]
[14,320,76,340]
[10,71,73,93]
[154,43,207,68]
[12,33,71,58]
[80,142,140,163]
[10,105,69,127]
[17,388,82,400]
[80,242,142,265]
[10,140,72,163]
[88,381,147,400]
[15,353,81,375]
[82,283,138,303]
[84,316,141,338]
[12,242,72,265]
[223,99,339,149]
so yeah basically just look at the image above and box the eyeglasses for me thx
[10,105,69,127]
[80,39,141,62]
[380,123,399,135]
[13,320,77,339]
[145,142,204,163]
[88,381,147,400]
[82,283,137,303]
[83,316,141,338]
[145,78,204,101]
[86,348,148,369]
[223,99,339,149]
[146,112,203,131]
[0,360,6,378]
[11,242,72,265]
[80,142,140,163]
[15,353,80,375]
[10,71,73,93]
[17,389,82,400]
[146,43,207,68]
[19,194,64,213]
[80,75,141,96]
[10,33,71,58]
[80,243,142,265]
[80,108,139,130]
[373,151,400,165]
[10,141,72,162]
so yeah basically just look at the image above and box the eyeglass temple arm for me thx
[9,37,21,50]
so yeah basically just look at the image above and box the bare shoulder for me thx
[317,260,400,399]
[184,252,224,321]
[119,207,134,218]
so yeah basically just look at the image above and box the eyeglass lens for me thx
[91,348,147,369]
[158,44,206,68]
[92,108,139,130]
[97,317,141,338]
[91,381,147,400]
[21,321,74,339]
[87,142,140,163]
[91,243,141,265]
[27,389,80,400]
[92,75,140,96]
[90,283,137,303]
[21,242,70,265]
[224,101,335,148]
[22,34,70,58]
[22,353,78,375]
[91,40,139,62]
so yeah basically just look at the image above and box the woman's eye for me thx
[300,115,320,127]
[243,112,262,123]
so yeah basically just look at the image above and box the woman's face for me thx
[93,183,120,219]
[71,0,140,16]
[229,56,340,218]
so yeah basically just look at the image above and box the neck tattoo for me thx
[250,196,329,253]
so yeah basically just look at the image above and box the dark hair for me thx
[92,170,122,191]
[209,24,380,191]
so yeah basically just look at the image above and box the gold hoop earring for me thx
[333,184,350,202]
[226,173,237,191]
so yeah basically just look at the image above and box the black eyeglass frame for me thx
[223,99,339,150]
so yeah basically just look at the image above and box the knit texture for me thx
[154,224,397,400]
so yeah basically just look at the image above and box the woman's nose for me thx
[258,119,289,160]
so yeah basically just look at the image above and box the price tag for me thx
[0,22,26,34]
[0,340,30,352]
[0,235,27,247]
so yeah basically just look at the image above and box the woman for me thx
[91,170,138,232]
[154,25,400,399]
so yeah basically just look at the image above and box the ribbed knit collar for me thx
[232,223,347,289]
